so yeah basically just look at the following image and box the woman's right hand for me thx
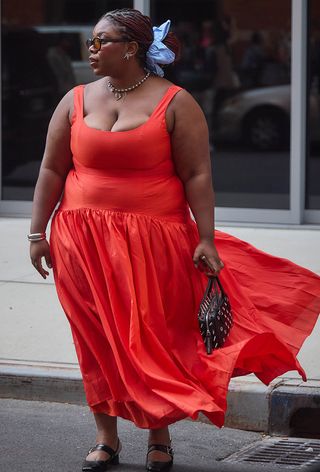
[30,240,52,279]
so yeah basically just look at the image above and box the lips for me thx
[89,56,98,66]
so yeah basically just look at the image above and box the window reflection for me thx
[152,0,291,209]
[1,0,133,201]
[2,27,58,199]
[306,0,320,210]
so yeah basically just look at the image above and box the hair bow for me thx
[146,20,175,77]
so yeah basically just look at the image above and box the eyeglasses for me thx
[86,36,128,51]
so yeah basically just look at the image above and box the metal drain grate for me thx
[224,437,320,468]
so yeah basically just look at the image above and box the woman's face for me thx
[88,18,128,76]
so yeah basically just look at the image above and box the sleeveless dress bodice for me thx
[60,84,190,222]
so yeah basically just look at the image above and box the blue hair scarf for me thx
[146,20,175,77]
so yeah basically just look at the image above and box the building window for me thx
[1,0,133,201]
[306,0,320,210]
[1,0,318,224]
[151,0,292,209]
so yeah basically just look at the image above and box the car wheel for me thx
[244,108,289,151]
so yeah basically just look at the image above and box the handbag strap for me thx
[204,276,226,298]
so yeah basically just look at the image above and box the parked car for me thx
[214,84,320,151]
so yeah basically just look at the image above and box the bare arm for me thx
[29,90,74,278]
[170,90,223,274]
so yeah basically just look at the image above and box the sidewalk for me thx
[1,217,320,435]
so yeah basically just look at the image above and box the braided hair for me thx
[99,8,180,70]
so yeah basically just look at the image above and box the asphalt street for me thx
[0,398,307,472]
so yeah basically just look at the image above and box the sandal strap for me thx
[147,444,174,457]
[88,439,119,456]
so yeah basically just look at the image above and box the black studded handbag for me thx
[198,276,233,355]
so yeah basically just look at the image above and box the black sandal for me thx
[146,443,174,472]
[82,439,121,471]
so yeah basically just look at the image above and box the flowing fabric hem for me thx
[89,399,225,430]
[81,330,306,429]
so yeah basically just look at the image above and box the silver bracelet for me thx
[27,232,46,242]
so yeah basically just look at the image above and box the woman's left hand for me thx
[193,239,224,276]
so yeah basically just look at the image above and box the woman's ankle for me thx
[95,432,119,447]
[148,427,171,445]
[94,413,119,447]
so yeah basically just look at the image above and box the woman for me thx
[29,8,320,472]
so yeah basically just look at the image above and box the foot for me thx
[85,436,120,462]
[146,444,174,471]
[147,428,172,464]
[147,444,173,464]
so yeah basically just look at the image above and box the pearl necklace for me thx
[107,71,151,100]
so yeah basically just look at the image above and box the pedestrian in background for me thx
[47,33,76,99]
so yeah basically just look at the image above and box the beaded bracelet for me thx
[27,232,46,242]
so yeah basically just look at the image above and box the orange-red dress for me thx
[50,84,320,429]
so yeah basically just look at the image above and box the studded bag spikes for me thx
[198,276,233,355]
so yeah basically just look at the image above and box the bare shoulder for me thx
[166,87,207,135]
[169,88,204,117]
[82,78,110,112]
[55,88,74,111]
[62,79,106,119]
[46,88,75,127]
[83,78,108,99]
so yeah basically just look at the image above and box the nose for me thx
[86,39,99,53]
[88,43,98,53]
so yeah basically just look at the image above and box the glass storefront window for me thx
[151,0,292,209]
[1,0,133,201]
[306,0,320,210]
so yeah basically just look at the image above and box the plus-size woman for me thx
[29,8,320,472]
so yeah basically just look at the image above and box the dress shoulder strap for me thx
[71,84,85,125]
[152,85,183,119]
[70,84,182,124]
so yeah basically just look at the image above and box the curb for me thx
[0,362,86,405]
[269,382,320,437]
[1,362,319,435]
